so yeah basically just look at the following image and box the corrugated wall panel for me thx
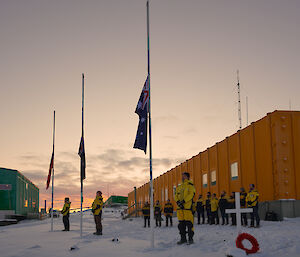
[193,154,201,197]
[292,112,300,199]
[200,150,209,196]
[271,111,296,199]
[208,146,219,195]
[217,140,230,194]
[240,125,257,190]
[227,133,241,192]
[254,116,274,201]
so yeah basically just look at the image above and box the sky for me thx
[1,0,300,210]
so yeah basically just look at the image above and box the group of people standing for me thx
[141,172,260,245]
[196,184,260,227]
[60,190,104,235]
[142,199,174,228]
[142,172,196,245]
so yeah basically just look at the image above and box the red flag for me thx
[46,152,54,190]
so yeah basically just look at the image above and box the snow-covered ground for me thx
[1,208,300,257]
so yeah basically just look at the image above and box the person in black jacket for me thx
[142,201,150,227]
[218,191,229,225]
[240,187,248,226]
[154,200,162,227]
[196,194,205,224]
[205,192,211,224]
[228,192,236,226]
[163,199,173,227]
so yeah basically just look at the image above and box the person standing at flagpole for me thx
[61,197,71,231]
[92,191,104,235]
[46,110,55,232]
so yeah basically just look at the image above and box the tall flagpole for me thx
[51,110,55,232]
[80,73,84,238]
[147,0,154,248]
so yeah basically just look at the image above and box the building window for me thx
[203,174,207,188]
[165,188,168,201]
[173,186,176,197]
[161,189,164,202]
[231,162,238,180]
[211,170,216,186]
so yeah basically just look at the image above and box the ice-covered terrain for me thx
[1,208,300,257]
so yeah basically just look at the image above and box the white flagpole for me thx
[80,73,84,238]
[51,110,55,232]
[147,0,154,248]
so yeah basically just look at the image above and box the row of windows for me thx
[203,162,238,187]
[136,162,239,202]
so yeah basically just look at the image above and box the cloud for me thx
[18,147,183,209]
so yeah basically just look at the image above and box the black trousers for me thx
[63,215,69,231]
[144,216,150,227]
[197,209,205,224]
[165,215,173,226]
[210,211,219,224]
[206,209,211,224]
[94,213,102,233]
[241,213,248,226]
[250,205,260,226]
[220,208,229,225]
[231,213,236,225]
[178,220,194,242]
[155,216,161,227]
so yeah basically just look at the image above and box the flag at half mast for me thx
[78,136,86,181]
[46,152,54,189]
[134,76,149,154]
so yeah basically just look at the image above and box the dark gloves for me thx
[92,209,95,213]
[247,201,252,205]
[177,200,185,209]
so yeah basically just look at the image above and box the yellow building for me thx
[128,110,300,218]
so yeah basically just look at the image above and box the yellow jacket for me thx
[92,196,103,216]
[210,197,219,212]
[246,189,259,207]
[61,202,71,216]
[174,179,195,211]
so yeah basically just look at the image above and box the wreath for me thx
[236,233,260,255]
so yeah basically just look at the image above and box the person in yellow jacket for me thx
[92,191,104,235]
[163,199,174,227]
[175,172,196,245]
[61,197,71,231]
[246,184,260,227]
[210,193,219,225]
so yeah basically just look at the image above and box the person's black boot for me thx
[187,238,194,245]
[177,238,187,245]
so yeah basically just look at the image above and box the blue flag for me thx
[78,136,86,180]
[133,76,149,154]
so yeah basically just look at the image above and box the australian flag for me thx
[133,76,149,154]
[78,136,86,181]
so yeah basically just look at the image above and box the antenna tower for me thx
[237,70,242,130]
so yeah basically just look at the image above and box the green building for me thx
[104,195,128,207]
[0,168,39,217]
